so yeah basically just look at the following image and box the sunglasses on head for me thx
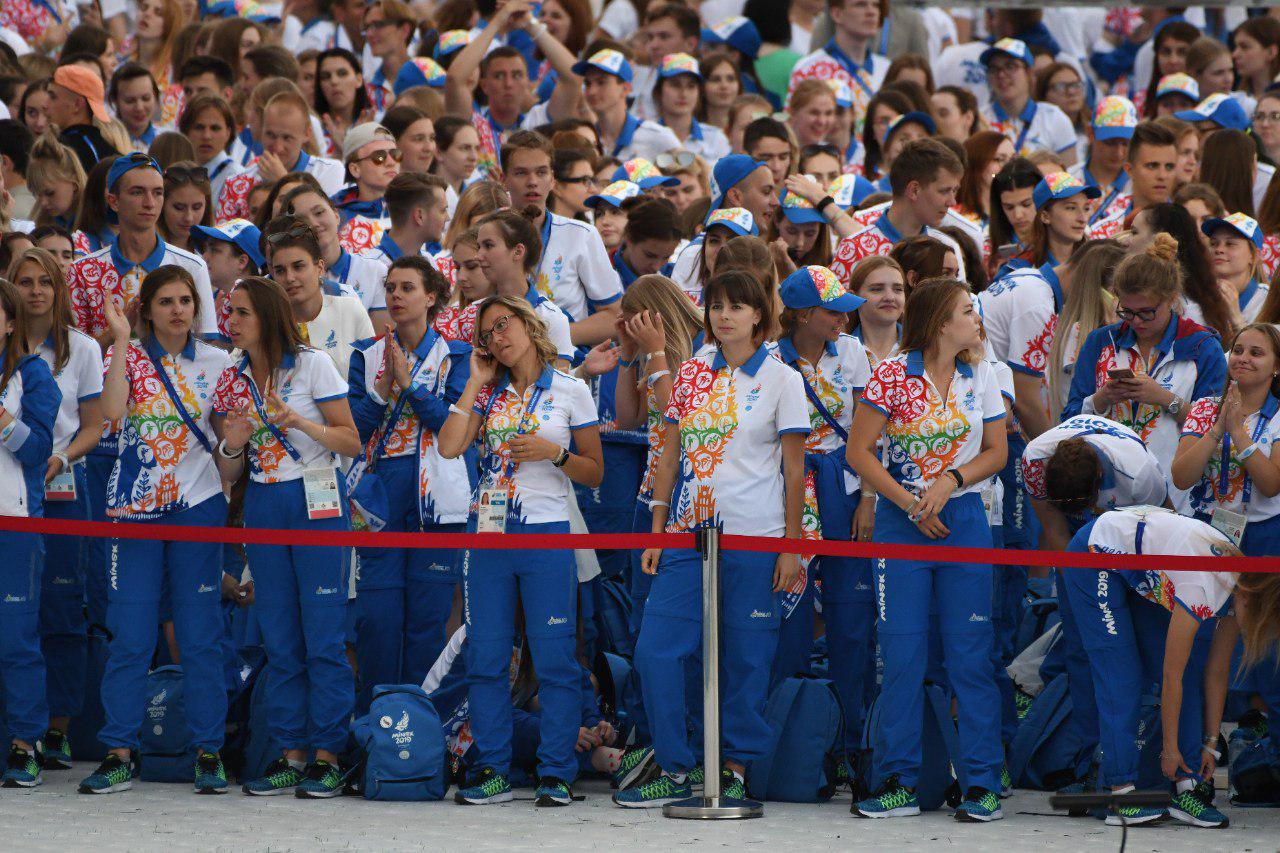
[165,164,210,184]
[266,225,312,245]
[655,150,696,171]
[355,148,403,166]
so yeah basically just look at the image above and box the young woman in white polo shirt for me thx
[616,270,808,808]
[10,248,104,771]
[212,276,362,799]
[847,278,1009,822]
[436,295,603,808]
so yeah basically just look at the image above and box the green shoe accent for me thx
[42,729,72,770]
[687,764,705,787]
[243,758,303,796]
[79,754,134,794]
[612,772,693,808]
[1014,690,1034,721]
[1000,764,1013,798]
[194,751,228,794]
[1168,788,1229,828]
[535,776,573,807]
[1104,804,1166,826]
[955,787,1003,822]
[454,767,514,804]
[612,746,655,790]
[2,746,41,788]
[295,760,343,798]
[854,776,921,818]
[720,769,747,800]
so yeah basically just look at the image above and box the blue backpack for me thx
[593,574,634,658]
[240,668,284,783]
[748,676,843,802]
[1229,723,1278,806]
[1008,673,1090,790]
[69,633,110,761]
[139,665,192,782]
[351,684,448,801]
[861,681,960,810]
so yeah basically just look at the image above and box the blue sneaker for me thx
[242,758,303,796]
[720,768,748,800]
[1105,804,1167,826]
[2,746,41,788]
[999,764,1013,798]
[78,753,135,794]
[1168,786,1229,828]
[455,767,514,805]
[955,786,1003,822]
[853,776,920,818]
[295,760,343,799]
[612,746,656,790]
[42,729,72,770]
[613,771,692,808]
[687,764,705,789]
[535,776,573,807]
[194,751,228,795]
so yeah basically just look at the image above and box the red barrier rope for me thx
[0,514,1275,573]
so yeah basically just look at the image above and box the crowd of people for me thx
[1,0,1280,831]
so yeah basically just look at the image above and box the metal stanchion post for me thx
[664,525,763,819]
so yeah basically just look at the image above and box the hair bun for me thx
[519,204,542,222]
[1145,232,1179,263]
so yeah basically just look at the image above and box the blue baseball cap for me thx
[1092,96,1138,141]
[191,219,266,269]
[435,29,470,59]
[658,53,701,79]
[585,180,642,210]
[980,38,1032,68]
[1202,212,1265,249]
[107,153,162,192]
[702,16,761,59]
[1175,93,1250,131]
[882,111,936,146]
[1033,172,1102,210]
[613,158,679,190]
[709,154,767,211]
[572,49,633,83]
[780,265,865,313]
[704,207,758,237]
[778,188,826,225]
[1156,73,1199,104]
[394,57,446,95]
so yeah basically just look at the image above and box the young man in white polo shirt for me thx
[68,154,219,345]
[980,38,1078,166]
[788,0,889,130]
[571,49,681,162]
[501,130,622,347]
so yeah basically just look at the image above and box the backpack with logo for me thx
[1007,673,1090,790]
[860,681,962,810]
[351,684,448,801]
[139,665,192,782]
[747,675,844,802]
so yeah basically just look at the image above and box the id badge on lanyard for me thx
[981,482,999,525]
[1212,421,1267,547]
[303,466,342,520]
[476,385,545,533]
[45,465,76,502]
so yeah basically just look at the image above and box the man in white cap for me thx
[333,122,401,254]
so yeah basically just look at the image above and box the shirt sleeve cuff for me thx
[367,387,388,407]
[1007,361,1044,377]
[2,419,31,452]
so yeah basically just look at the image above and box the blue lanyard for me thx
[484,383,546,480]
[368,336,437,462]
[242,362,303,463]
[534,213,554,283]
[147,350,213,455]
[824,39,873,98]
[1220,412,1270,507]
[995,100,1037,153]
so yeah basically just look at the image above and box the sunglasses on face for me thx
[355,148,403,166]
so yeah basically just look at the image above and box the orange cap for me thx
[53,65,110,123]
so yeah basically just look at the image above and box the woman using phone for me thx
[436,296,603,808]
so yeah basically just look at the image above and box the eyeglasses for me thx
[556,174,596,186]
[266,225,312,245]
[362,19,397,33]
[165,164,210,184]
[1048,80,1084,95]
[354,148,403,166]
[655,150,697,171]
[1253,110,1280,124]
[1116,305,1160,322]
[478,314,515,349]
[986,61,1024,79]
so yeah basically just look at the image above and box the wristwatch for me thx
[1165,395,1185,417]
[552,447,570,468]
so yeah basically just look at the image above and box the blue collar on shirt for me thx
[238,126,262,163]
[1095,446,1117,491]
[144,333,196,362]
[301,16,326,33]
[291,150,312,174]
[205,152,233,180]
[525,282,548,308]
[237,349,297,375]
[110,235,166,278]
[993,97,1037,127]
[776,336,838,365]
[135,123,158,147]
[395,327,439,362]
[377,233,404,262]
[1040,263,1065,310]
[481,105,526,136]
[331,185,385,221]
[1240,278,1260,312]
[1114,312,1180,356]
[612,246,639,288]
[493,363,555,394]
[329,249,353,283]
[425,240,442,255]
[824,38,874,96]
[711,343,770,376]
[1262,392,1280,421]
[1082,163,1129,193]
[904,348,974,379]
[873,210,909,244]
[611,113,642,157]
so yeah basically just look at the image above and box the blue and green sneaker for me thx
[613,771,692,808]
[720,768,748,800]
[687,764,705,789]
[999,764,1013,798]
[1168,785,1229,828]
[2,746,41,788]
[242,757,303,796]
[1104,804,1166,826]
[42,729,72,770]
[853,775,920,818]
[455,767,514,805]
[194,751,228,795]
[535,776,573,807]
[296,760,343,799]
[1014,690,1034,721]
[955,786,1003,822]
[78,753,134,794]
[612,746,656,790]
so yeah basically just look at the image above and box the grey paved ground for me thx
[1,768,1275,852]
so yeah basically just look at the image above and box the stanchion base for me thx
[662,796,764,819]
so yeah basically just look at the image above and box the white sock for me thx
[1113,784,1135,794]
[1175,778,1195,794]
[287,758,305,771]
[667,771,687,784]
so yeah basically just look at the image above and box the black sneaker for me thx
[535,775,573,806]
